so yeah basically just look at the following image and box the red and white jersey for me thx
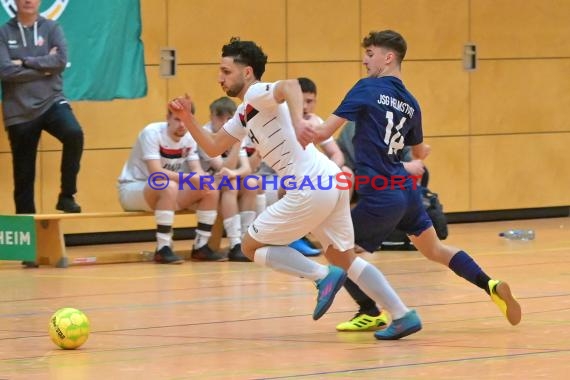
[223,82,338,181]
[243,134,257,157]
[118,122,199,183]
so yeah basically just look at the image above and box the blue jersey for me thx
[335,77,431,249]
[334,76,422,185]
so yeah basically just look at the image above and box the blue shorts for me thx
[351,187,433,252]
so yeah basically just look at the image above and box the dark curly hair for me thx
[221,37,268,80]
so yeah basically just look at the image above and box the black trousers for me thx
[7,101,84,214]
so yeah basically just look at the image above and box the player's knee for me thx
[159,182,178,198]
[240,187,257,200]
[242,176,259,191]
[223,187,239,199]
[202,187,220,202]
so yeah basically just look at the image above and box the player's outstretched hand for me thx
[168,93,193,117]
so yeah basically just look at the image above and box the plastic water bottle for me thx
[498,229,535,241]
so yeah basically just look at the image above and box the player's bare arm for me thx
[168,95,238,157]
[315,114,347,143]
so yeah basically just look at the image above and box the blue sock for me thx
[448,251,491,294]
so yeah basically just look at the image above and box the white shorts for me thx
[248,186,354,252]
[118,181,152,211]
[118,181,197,211]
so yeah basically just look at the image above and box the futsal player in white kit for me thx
[168,38,420,331]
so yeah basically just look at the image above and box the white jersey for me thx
[223,82,338,183]
[118,122,199,183]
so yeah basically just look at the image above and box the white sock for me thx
[195,209,217,249]
[239,211,256,238]
[223,214,241,248]
[254,246,328,281]
[155,210,174,249]
[347,257,409,319]
[256,193,267,214]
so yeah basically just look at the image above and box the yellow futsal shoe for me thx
[336,312,389,331]
[489,279,522,325]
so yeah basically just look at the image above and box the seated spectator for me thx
[117,103,226,263]
[199,97,253,262]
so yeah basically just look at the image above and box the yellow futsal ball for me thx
[48,308,90,349]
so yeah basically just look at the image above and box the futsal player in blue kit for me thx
[315,30,522,338]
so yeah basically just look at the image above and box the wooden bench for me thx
[32,211,222,268]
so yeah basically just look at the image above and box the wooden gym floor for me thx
[0,217,569,379]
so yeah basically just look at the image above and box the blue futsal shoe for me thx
[313,266,347,320]
[374,309,422,340]
[289,237,321,257]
